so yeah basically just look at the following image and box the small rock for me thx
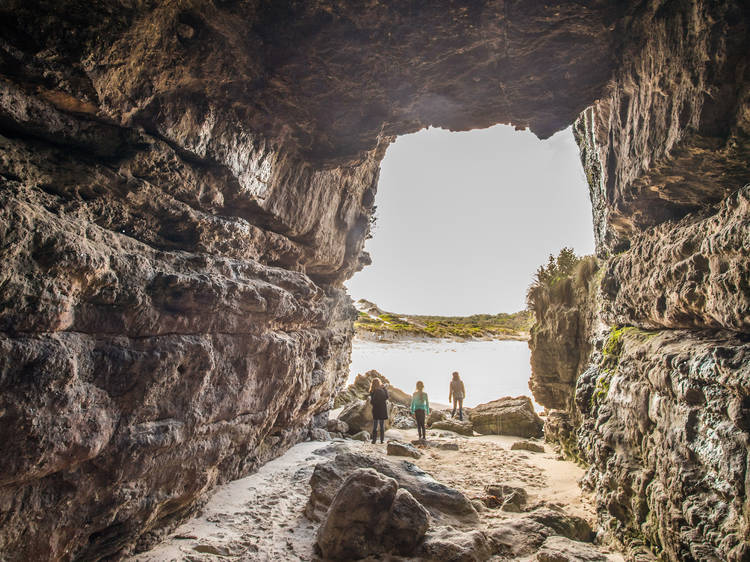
[435,441,459,451]
[511,440,546,453]
[350,431,371,441]
[392,415,417,429]
[309,428,331,441]
[326,419,349,434]
[485,484,528,505]
[387,440,422,459]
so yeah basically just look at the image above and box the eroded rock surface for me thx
[469,396,544,438]
[0,0,748,559]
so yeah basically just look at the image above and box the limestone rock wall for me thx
[0,0,748,560]
[530,1,750,559]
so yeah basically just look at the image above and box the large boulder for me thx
[338,398,395,434]
[430,419,474,436]
[469,396,544,438]
[316,468,430,559]
[334,370,411,408]
[427,410,448,425]
[305,452,478,524]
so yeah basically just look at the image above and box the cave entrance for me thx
[344,124,594,409]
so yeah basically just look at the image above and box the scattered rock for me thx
[489,508,594,558]
[535,536,611,561]
[387,440,422,459]
[511,440,546,453]
[419,527,493,561]
[469,396,544,438]
[326,419,349,434]
[350,431,371,442]
[315,468,429,559]
[305,452,478,524]
[309,428,331,441]
[430,419,474,436]
[392,415,417,429]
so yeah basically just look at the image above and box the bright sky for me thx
[345,124,595,315]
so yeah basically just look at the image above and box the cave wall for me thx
[530,1,750,560]
[0,0,748,560]
[0,1,633,559]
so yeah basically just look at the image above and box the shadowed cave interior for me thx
[0,1,748,560]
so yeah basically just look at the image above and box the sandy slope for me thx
[130,431,623,561]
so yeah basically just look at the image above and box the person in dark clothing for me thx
[449,371,466,421]
[410,380,430,441]
[369,377,389,444]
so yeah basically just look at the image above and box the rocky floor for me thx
[130,431,624,561]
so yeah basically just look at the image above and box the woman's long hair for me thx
[369,377,382,393]
[452,371,460,381]
[415,380,425,400]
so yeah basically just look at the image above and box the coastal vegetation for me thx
[354,300,532,340]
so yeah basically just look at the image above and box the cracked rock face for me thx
[0,0,749,560]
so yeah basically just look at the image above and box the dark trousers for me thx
[415,409,426,439]
[372,418,385,443]
[452,399,464,421]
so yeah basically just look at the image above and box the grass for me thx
[354,307,533,340]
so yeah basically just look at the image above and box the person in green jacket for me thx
[410,381,430,440]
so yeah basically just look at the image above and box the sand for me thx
[130,430,622,561]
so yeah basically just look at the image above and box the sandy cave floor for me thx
[129,430,624,561]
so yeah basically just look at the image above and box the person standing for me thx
[410,381,430,441]
[369,377,389,444]
[449,371,466,421]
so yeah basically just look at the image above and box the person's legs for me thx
[378,419,385,443]
[415,409,425,439]
[371,419,378,443]
[452,399,457,418]
[458,399,464,421]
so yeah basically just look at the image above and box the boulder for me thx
[326,419,349,434]
[305,452,478,524]
[309,428,331,441]
[350,431,371,442]
[427,410,448,425]
[418,527,494,561]
[338,399,394,434]
[511,440,546,453]
[315,468,430,559]
[469,397,544,438]
[387,440,422,459]
[334,370,411,408]
[430,419,474,436]
[489,508,594,558]
[411,439,460,451]
[535,536,611,562]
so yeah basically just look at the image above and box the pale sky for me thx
[345,124,595,315]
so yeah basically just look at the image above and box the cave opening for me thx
[344,124,595,407]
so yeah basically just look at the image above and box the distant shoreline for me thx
[354,330,530,343]
[353,299,532,342]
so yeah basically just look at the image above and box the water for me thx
[348,338,540,409]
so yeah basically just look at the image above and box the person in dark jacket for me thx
[369,377,389,444]
[449,371,466,421]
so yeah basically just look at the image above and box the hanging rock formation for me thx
[0,0,748,560]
